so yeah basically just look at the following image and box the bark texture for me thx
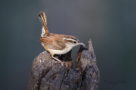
[27,40,100,90]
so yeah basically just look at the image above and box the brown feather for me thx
[38,33,80,50]
[38,12,80,51]
[39,12,49,36]
[38,33,66,50]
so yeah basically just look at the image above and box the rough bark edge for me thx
[27,40,100,90]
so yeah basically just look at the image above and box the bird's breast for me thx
[48,45,73,55]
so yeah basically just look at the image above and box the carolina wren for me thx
[38,12,85,66]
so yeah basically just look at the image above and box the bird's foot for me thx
[52,56,64,66]
[54,60,64,66]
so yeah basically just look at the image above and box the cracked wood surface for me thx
[27,40,100,90]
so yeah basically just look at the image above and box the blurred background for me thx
[0,0,136,90]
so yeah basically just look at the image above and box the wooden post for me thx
[27,40,100,90]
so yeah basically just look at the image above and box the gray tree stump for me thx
[27,40,100,90]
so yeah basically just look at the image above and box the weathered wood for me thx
[27,40,100,90]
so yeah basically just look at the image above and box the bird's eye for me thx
[74,41,76,44]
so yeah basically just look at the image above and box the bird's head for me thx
[63,36,85,48]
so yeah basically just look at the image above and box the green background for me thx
[0,0,136,90]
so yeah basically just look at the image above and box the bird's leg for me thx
[50,54,64,66]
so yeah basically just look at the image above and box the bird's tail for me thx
[39,12,49,36]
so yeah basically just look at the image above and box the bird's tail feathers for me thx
[39,12,49,36]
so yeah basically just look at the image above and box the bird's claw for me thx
[54,61,64,66]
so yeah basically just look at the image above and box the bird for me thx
[38,12,85,66]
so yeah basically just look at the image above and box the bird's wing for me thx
[38,36,66,50]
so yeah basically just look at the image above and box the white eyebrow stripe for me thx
[63,37,76,42]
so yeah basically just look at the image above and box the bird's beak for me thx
[80,42,86,46]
